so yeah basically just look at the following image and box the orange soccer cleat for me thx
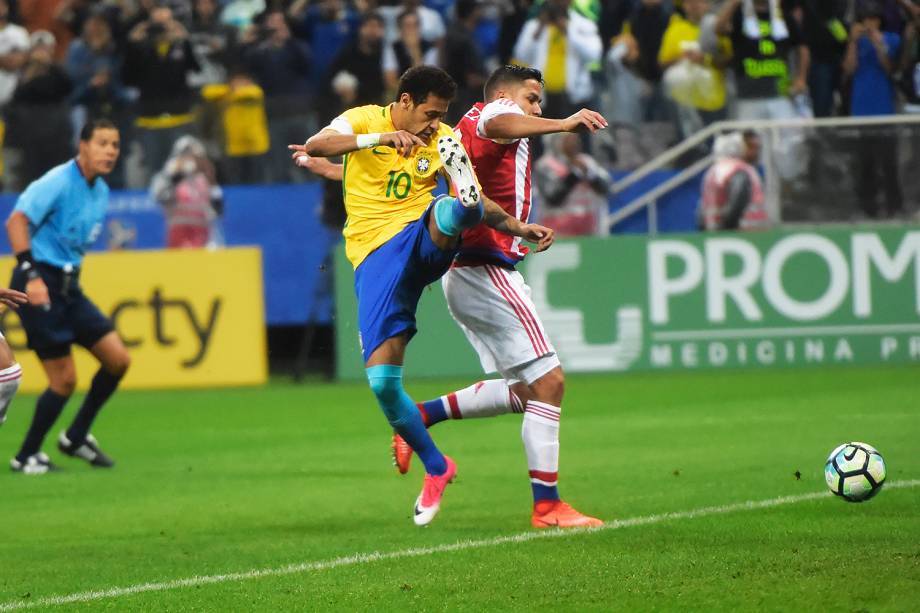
[531,500,604,529]
[392,432,413,474]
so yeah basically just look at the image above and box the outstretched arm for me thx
[483,108,608,141]
[288,148,344,180]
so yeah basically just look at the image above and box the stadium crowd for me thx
[0,0,918,205]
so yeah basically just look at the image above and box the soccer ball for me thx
[824,442,886,502]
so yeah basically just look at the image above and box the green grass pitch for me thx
[0,365,918,611]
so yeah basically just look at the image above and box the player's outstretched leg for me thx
[524,369,602,529]
[392,379,523,474]
[367,365,457,525]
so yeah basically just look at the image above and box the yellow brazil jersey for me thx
[334,104,456,268]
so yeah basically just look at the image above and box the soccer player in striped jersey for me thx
[394,65,608,528]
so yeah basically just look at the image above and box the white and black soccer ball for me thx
[824,442,886,502]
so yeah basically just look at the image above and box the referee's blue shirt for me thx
[14,159,109,269]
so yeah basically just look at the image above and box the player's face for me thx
[80,128,121,176]
[507,80,543,117]
[403,94,450,143]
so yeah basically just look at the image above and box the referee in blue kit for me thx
[6,119,131,474]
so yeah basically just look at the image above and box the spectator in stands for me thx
[844,2,903,218]
[189,0,239,88]
[151,135,224,248]
[323,12,387,107]
[441,0,487,124]
[242,9,311,183]
[0,0,29,190]
[383,10,440,97]
[287,0,360,91]
[898,0,920,111]
[716,0,809,180]
[800,0,849,117]
[201,68,270,184]
[716,0,810,121]
[699,130,770,231]
[378,0,446,44]
[5,31,73,188]
[512,0,602,119]
[625,0,672,121]
[124,4,201,183]
[64,14,131,188]
[659,0,731,137]
[221,0,265,31]
[534,132,612,236]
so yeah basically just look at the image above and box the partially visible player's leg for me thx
[58,330,130,468]
[357,208,460,525]
[367,336,448,476]
[511,360,601,528]
[12,351,75,474]
[0,336,23,426]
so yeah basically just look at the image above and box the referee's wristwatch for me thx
[15,250,40,282]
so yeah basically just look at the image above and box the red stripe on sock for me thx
[416,403,430,427]
[446,393,462,419]
[529,470,558,483]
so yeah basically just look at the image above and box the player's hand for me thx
[521,223,555,252]
[25,278,50,310]
[0,287,28,310]
[380,131,425,157]
[562,109,608,133]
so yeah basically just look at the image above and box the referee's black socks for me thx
[67,369,124,446]
[17,389,69,461]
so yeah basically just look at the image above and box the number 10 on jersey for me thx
[386,171,411,199]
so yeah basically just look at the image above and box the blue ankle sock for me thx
[433,195,483,236]
[419,398,448,427]
[532,483,560,503]
[366,365,447,475]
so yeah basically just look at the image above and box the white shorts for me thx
[442,264,560,385]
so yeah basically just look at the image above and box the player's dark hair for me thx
[483,65,544,101]
[79,118,118,141]
[396,66,457,104]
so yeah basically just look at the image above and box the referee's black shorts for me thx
[10,262,115,361]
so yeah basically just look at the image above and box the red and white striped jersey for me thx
[454,100,532,266]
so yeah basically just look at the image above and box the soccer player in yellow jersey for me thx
[289,66,554,526]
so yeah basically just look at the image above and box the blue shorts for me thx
[354,204,457,362]
[10,263,115,361]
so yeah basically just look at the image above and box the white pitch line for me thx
[2,479,918,611]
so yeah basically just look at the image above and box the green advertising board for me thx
[335,226,920,379]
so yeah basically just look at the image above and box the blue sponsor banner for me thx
[0,183,338,325]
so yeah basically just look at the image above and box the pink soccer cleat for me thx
[413,456,457,526]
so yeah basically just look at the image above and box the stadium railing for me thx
[604,114,920,235]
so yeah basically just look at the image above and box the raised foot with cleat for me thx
[531,500,603,529]
[437,135,480,208]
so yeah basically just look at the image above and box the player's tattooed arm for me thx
[481,197,555,252]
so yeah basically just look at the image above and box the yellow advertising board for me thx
[0,248,267,392]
